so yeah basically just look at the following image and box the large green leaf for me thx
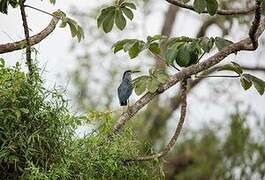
[115,9,126,30]
[194,0,207,13]
[218,62,243,75]
[206,0,218,16]
[149,43,160,54]
[147,77,159,93]
[165,43,183,65]
[199,37,214,52]
[175,45,191,67]
[123,40,138,52]
[0,0,8,14]
[122,7,134,20]
[97,6,115,28]
[240,75,252,90]
[112,39,130,53]
[134,77,147,96]
[215,37,233,51]
[123,2,136,10]
[129,42,140,59]
[102,8,115,33]
[244,74,265,95]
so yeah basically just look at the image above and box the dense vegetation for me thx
[0,62,160,179]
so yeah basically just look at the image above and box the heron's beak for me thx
[131,70,140,73]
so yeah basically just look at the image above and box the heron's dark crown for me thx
[122,70,132,79]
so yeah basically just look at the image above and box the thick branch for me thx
[129,79,187,161]
[20,1,33,75]
[0,12,60,54]
[165,0,256,16]
[249,0,262,50]
[110,18,265,136]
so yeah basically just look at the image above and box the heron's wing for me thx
[118,82,133,105]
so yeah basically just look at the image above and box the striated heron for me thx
[117,70,140,108]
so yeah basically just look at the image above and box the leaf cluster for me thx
[97,1,136,33]
[133,69,169,95]
[54,11,85,42]
[218,62,265,95]
[193,0,218,16]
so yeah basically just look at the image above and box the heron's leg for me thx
[127,99,130,110]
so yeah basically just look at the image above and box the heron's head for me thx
[122,70,140,80]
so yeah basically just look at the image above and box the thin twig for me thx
[20,1,33,77]
[127,79,187,161]
[24,4,61,19]
[148,50,180,71]
[195,74,240,79]
[165,0,256,16]
[248,0,262,50]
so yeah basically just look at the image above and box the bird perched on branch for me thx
[118,70,140,107]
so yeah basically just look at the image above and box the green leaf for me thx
[200,37,214,52]
[147,35,167,43]
[147,77,159,93]
[112,39,129,53]
[165,42,183,65]
[244,74,265,95]
[123,40,138,52]
[149,43,160,54]
[67,20,78,38]
[0,0,8,14]
[20,108,29,114]
[134,78,147,95]
[175,45,191,67]
[240,75,252,90]
[115,9,126,30]
[60,20,67,28]
[97,6,115,28]
[49,0,56,4]
[215,37,233,51]
[102,8,115,33]
[218,63,243,75]
[123,2,136,10]
[156,73,169,83]
[122,7,134,20]
[129,42,140,59]
[76,25,85,42]
[206,0,218,16]
[0,58,5,67]
[9,0,19,8]
[193,0,207,13]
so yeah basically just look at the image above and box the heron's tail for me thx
[120,100,127,106]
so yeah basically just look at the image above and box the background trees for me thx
[0,0,265,179]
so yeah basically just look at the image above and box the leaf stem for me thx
[148,50,180,71]
[24,4,61,19]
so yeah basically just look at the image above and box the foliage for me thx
[218,62,265,95]
[54,11,85,42]
[0,61,160,179]
[0,62,79,178]
[167,112,265,179]
[133,69,169,95]
[97,1,136,33]
[193,0,219,15]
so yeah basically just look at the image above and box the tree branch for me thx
[0,11,60,54]
[249,0,262,50]
[128,79,188,161]
[20,1,33,76]
[165,0,256,16]
[109,17,265,136]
